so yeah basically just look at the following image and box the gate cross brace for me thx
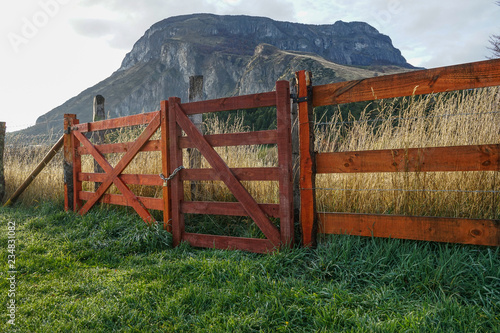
[171,100,281,245]
[73,112,161,223]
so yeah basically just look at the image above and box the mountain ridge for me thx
[16,14,415,137]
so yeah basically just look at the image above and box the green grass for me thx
[1,202,499,332]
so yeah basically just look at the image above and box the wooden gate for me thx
[64,111,165,224]
[166,80,293,253]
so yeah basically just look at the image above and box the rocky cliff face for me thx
[23,14,414,137]
[121,14,412,70]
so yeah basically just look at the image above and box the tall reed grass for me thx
[315,87,500,219]
[3,87,499,221]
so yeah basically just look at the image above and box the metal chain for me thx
[159,165,185,185]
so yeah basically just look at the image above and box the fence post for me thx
[296,70,317,247]
[64,114,81,212]
[160,100,172,231]
[64,114,76,211]
[0,122,5,203]
[92,95,105,191]
[188,75,204,201]
[290,79,301,242]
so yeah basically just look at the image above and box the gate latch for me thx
[159,166,185,186]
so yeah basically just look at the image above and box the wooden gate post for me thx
[92,95,105,191]
[290,79,301,241]
[63,114,81,212]
[0,122,5,203]
[296,70,317,247]
[160,100,172,231]
[188,75,204,201]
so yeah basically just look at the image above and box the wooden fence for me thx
[296,58,500,247]
[62,58,500,252]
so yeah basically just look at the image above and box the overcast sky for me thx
[1,0,499,132]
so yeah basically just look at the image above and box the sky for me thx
[1,0,499,133]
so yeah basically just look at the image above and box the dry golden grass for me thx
[3,87,499,220]
[316,87,500,218]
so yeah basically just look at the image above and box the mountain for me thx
[20,14,415,137]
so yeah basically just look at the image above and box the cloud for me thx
[71,18,114,38]
[72,0,297,50]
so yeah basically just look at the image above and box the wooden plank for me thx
[76,112,161,217]
[181,202,281,218]
[181,167,280,181]
[181,91,277,115]
[72,119,83,211]
[290,79,301,236]
[318,212,500,246]
[183,233,276,253]
[179,130,278,148]
[297,71,317,247]
[160,100,172,231]
[188,76,204,202]
[79,191,163,211]
[74,131,155,223]
[92,95,106,191]
[79,173,162,186]
[276,80,294,247]
[64,114,76,211]
[313,58,500,107]
[172,100,281,245]
[168,97,186,247]
[316,144,500,174]
[73,111,159,132]
[78,140,161,155]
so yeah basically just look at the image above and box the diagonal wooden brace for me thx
[74,131,154,223]
[73,112,161,223]
[172,101,281,245]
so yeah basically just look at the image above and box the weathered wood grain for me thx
[318,212,500,246]
[316,144,500,173]
[313,58,500,107]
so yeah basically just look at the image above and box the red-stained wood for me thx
[72,118,83,211]
[78,140,161,155]
[160,100,172,231]
[180,91,277,115]
[168,97,186,247]
[297,70,317,247]
[64,114,76,211]
[179,130,278,149]
[73,111,159,132]
[276,80,294,247]
[313,58,500,107]
[74,112,161,222]
[172,100,281,246]
[79,173,162,186]
[318,212,500,246]
[79,191,163,211]
[181,167,280,181]
[74,131,154,223]
[316,144,500,174]
[183,233,276,253]
[181,201,281,218]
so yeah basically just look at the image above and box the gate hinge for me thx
[290,86,313,104]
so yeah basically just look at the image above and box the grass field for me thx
[1,88,499,331]
[1,202,499,332]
